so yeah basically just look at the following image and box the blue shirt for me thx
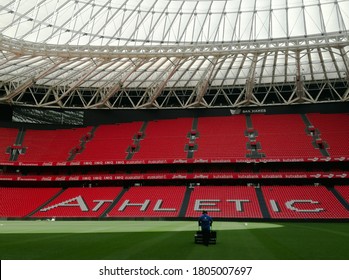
[198,214,213,231]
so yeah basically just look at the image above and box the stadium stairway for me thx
[301,114,312,127]
[186,118,199,159]
[191,117,199,131]
[15,128,26,146]
[178,185,195,217]
[126,121,148,160]
[326,185,349,211]
[245,113,253,128]
[68,126,98,161]
[314,140,330,157]
[245,114,265,159]
[100,187,129,218]
[255,186,271,219]
[302,114,330,157]
[8,128,26,161]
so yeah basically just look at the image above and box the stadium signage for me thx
[194,199,250,212]
[36,197,329,216]
[147,175,167,179]
[269,200,324,213]
[281,158,304,162]
[237,174,259,179]
[148,160,168,164]
[335,157,346,161]
[124,175,144,180]
[261,174,283,178]
[0,177,13,181]
[18,162,39,166]
[40,196,113,212]
[1,172,349,181]
[241,109,267,114]
[260,159,281,163]
[212,174,234,179]
[42,177,53,181]
[194,159,209,163]
[118,199,177,212]
[211,159,232,163]
[284,174,307,178]
[194,174,209,179]
[1,157,349,166]
[235,159,256,163]
[172,175,187,179]
[126,160,146,164]
[16,177,37,181]
[173,159,188,163]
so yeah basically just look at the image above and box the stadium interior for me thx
[1,0,349,221]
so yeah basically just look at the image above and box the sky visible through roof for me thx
[0,0,348,46]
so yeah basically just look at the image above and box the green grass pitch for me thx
[0,220,348,260]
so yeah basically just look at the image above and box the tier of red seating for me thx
[132,118,192,160]
[108,186,186,217]
[74,122,142,161]
[194,116,247,159]
[261,185,349,219]
[2,185,349,219]
[19,127,92,162]
[33,186,123,218]
[0,187,61,218]
[185,186,263,218]
[1,113,348,163]
[251,114,321,158]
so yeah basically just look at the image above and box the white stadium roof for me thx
[0,0,349,109]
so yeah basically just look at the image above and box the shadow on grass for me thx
[1,223,349,260]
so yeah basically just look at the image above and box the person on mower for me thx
[198,210,213,246]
